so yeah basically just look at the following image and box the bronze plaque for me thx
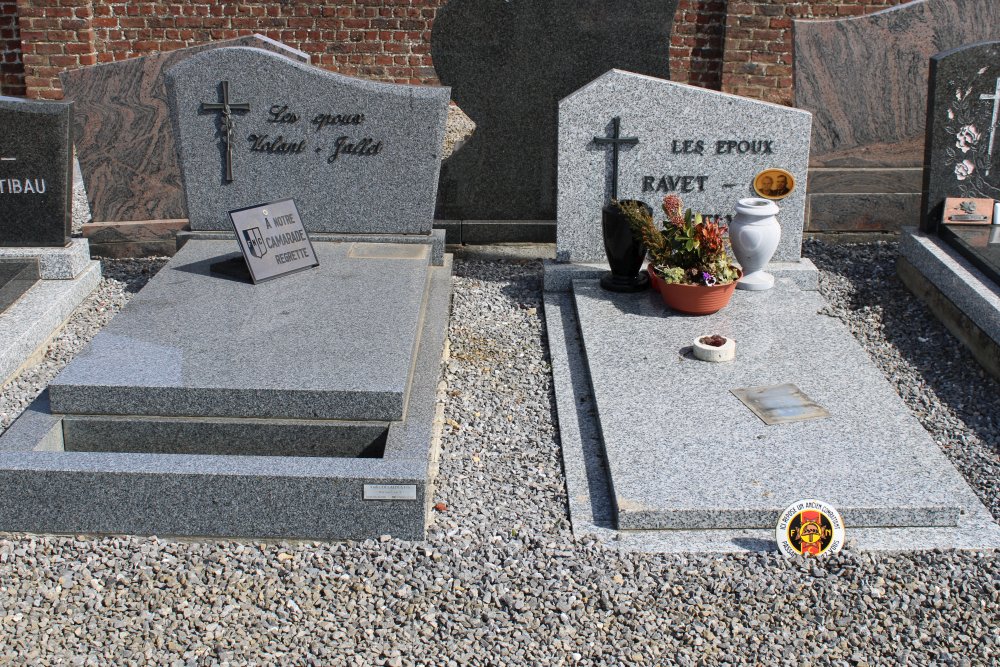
[731,383,830,425]
[942,197,994,225]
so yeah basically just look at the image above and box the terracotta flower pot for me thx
[648,266,739,315]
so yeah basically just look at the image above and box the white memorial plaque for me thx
[363,484,418,501]
[227,198,318,283]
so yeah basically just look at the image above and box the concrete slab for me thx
[49,240,431,421]
[572,279,971,531]
[544,291,1000,552]
[0,261,101,387]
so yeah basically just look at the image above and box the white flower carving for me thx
[956,125,980,153]
[955,159,975,181]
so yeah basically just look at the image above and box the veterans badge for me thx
[775,499,845,558]
[242,226,267,259]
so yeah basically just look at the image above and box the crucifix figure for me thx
[980,77,1000,176]
[201,81,250,183]
[593,116,639,201]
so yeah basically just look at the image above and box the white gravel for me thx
[0,241,997,665]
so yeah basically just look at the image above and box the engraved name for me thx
[0,178,46,194]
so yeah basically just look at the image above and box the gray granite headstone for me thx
[166,47,450,234]
[557,70,812,264]
[431,0,676,221]
[920,40,1000,232]
[0,96,73,247]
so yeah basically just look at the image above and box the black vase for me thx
[600,200,650,292]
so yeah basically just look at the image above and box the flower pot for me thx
[649,266,738,315]
[730,197,781,291]
[600,200,650,292]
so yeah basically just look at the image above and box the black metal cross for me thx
[593,116,638,202]
[201,81,250,183]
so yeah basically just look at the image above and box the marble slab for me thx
[60,35,309,224]
[166,47,450,234]
[572,279,967,530]
[431,0,676,221]
[49,240,432,422]
[794,0,1000,169]
[557,70,811,264]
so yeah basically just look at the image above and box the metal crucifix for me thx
[201,81,250,183]
[593,116,639,202]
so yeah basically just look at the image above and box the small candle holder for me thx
[692,334,735,362]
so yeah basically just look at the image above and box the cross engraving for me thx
[593,116,638,202]
[980,77,1000,176]
[201,81,250,183]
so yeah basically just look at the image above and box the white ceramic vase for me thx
[730,198,781,291]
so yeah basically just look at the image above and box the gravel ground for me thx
[0,242,998,665]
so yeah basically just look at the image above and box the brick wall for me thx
[88,0,445,84]
[0,0,25,95]
[670,0,728,90]
[16,0,96,99]
[7,0,918,101]
[720,0,909,104]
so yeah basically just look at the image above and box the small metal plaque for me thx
[227,198,318,283]
[363,484,418,501]
[943,197,994,226]
[731,383,830,425]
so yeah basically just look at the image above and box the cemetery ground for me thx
[0,235,996,664]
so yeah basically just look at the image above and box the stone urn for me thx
[730,198,781,291]
[600,200,650,292]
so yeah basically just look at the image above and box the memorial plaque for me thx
[363,484,418,501]
[226,198,318,283]
[731,383,830,426]
[0,96,73,247]
[942,197,994,225]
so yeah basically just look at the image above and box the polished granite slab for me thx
[572,279,968,531]
[49,240,431,421]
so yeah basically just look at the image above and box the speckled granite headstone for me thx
[920,41,1000,232]
[557,70,812,264]
[167,47,450,233]
[60,35,309,224]
[0,96,73,247]
[795,0,1000,168]
[431,0,675,221]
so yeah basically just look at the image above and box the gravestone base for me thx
[898,228,1000,382]
[0,245,101,387]
[83,219,189,258]
[0,239,451,540]
[544,274,1000,552]
[543,259,819,293]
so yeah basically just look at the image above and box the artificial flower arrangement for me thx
[617,194,741,286]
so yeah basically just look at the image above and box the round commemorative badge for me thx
[775,499,845,558]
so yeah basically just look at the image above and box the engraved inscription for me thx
[0,178,47,194]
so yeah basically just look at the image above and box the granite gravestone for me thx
[59,35,308,225]
[166,47,450,234]
[921,41,1000,232]
[557,70,812,264]
[431,0,676,222]
[793,0,1000,234]
[0,96,73,247]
